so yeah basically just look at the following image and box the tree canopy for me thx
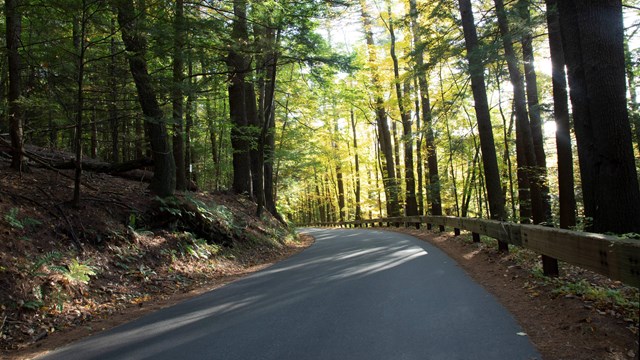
[2,0,640,236]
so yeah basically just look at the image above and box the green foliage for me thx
[4,208,41,230]
[136,264,156,283]
[176,232,220,259]
[614,232,640,240]
[185,196,240,237]
[109,242,145,266]
[129,213,137,229]
[156,196,182,217]
[553,279,640,312]
[31,252,64,276]
[61,259,97,285]
[31,252,96,285]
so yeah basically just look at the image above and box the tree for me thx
[350,108,363,220]
[386,2,418,217]
[493,0,544,225]
[409,0,442,216]
[72,0,89,206]
[114,0,176,197]
[457,0,507,232]
[173,0,187,191]
[518,0,552,223]
[227,0,253,195]
[359,0,401,217]
[545,0,576,229]
[6,0,25,171]
[557,0,640,234]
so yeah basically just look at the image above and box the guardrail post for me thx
[472,232,480,243]
[427,223,432,230]
[542,255,559,277]
[454,228,460,236]
[439,225,445,232]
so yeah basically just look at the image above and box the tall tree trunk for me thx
[72,10,86,206]
[185,58,194,184]
[387,5,418,216]
[134,115,143,160]
[335,159,346,222]
[458,0,507,228]
[350,108,362,220]
[6,0,24,171]
[519,0,552,223]
[264,30,280,219]
[494,0,544,225]
[109,15,119,163]
[256,27,280,219]
[115,0,176,197]
[409,0,442,216]
[392,120,400,176]
[413,78,424,215]
[315,173,326,223]
[401,79,418,217]
[172,0,186,191]
[545,0,576,229]
[625,38,640,154]
[557,0,640,234]
[359,0,401,217]
[227,0,252,195]
[91,108,97,158]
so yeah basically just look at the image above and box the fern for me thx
[4,208,23,229]
[49,259,96,285]
[156,196,182,217]
[31,251,64,275]
[65,259,96,284]
[4,208,41,229]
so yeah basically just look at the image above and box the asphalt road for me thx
[39,228,541,360]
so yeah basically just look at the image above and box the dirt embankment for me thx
[0,165,312,359]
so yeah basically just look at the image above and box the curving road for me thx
[40,228,541,360]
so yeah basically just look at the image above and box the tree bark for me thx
[227,0,252,195]
[256,27,280,219]
[409,0,442,216]
[519,0,552,223]
[557,0,640,234]
[350,108,362,220]
[172,0,186,191]
[387,4,418,217]
[185,58,194,184]
[625,39,640,154]
[413,78,424,215]
[6,0,25,171]
[72,6,87,206]
[359,0,401,217]
[114,0,176,197]
[109,15,119,163]
[545,0,576,229]
[494,0,544,225]
[457,0,507,227]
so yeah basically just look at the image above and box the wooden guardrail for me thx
[307,216,640,288]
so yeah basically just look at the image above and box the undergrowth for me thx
[455,232,639,333]
[0,189,298,353]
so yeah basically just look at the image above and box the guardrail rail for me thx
[307,216,640,288]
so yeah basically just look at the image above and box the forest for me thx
[2,0,640,235]
[1,0,640,356]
